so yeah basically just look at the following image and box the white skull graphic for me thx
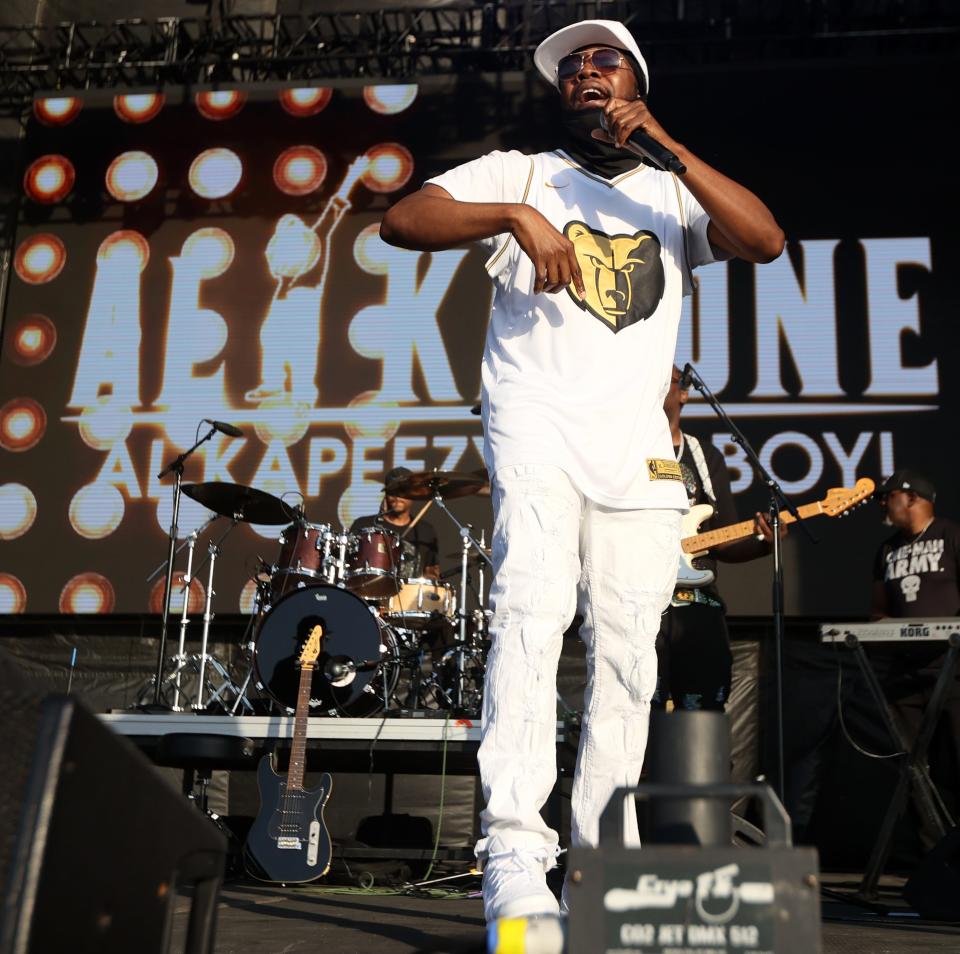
[900,574,921,603]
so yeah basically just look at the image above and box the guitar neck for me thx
[287,662,314,791]
[683,500,823,553]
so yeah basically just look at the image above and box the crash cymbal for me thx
[386,468,489,500]
[182,481,293,525]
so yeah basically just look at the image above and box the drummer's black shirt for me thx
[350,515,439,579]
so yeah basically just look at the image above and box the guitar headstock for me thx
[298,624,323,670]
[821,477,876,517]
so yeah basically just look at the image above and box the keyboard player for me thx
[868,469,960,849]
[787,469,959,851]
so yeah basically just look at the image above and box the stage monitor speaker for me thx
[903,825,960,921]
[0,690,226,954]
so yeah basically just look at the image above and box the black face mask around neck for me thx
[559,108,643,179]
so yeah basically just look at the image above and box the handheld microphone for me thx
[203,419,244,438]
[600,114,686,174]
[678,363,695,390]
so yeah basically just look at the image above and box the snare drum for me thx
[382,577,455,628]
[345,527,400,599]
[270,521,333,601]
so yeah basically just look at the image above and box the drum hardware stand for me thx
[680,362,817,802]
[159,517,251,713]
[431,491,492,711]
[171,529,198,711]
[228,579,269,716]
[149,422,220,709]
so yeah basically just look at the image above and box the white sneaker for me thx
[482,847,560,922]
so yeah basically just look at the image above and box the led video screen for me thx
[0,64,955,616]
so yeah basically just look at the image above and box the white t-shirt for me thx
[427,148,722,510]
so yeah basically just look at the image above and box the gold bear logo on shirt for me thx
[564,221,665,333]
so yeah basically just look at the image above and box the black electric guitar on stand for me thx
[244,625,333,883]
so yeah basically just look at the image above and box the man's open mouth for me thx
[576,86,610,107]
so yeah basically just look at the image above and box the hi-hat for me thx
[386,469,489,500]
[182,481,293,524]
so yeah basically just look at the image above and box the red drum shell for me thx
[271,522,330,601]
[345,527,400,598]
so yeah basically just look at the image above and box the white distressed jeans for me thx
[476,464,681,857]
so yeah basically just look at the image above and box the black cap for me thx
[383,466,412,491]
[878,469,936,503]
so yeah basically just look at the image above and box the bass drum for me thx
[254,585,398,717]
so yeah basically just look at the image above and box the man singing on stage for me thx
[380,18,784,922]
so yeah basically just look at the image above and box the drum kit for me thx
[147,468,493,720]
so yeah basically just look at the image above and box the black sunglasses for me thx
[556,47,627,82]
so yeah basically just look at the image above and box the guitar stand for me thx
[842,631,960,903]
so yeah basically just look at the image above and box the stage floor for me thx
[175,874,960,954]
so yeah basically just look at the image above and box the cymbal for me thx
[182,481,293,525]
[386,468,489,500]
[445,546,492,562]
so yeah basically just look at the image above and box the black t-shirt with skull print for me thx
[873,517,960,618]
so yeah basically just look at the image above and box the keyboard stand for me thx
[841,631,960,902]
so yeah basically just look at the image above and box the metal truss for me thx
[0,1,956,108]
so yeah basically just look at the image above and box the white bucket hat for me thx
[533,19,649,93]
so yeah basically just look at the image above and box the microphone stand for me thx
[680,363,817,802]
[147,422,218,709]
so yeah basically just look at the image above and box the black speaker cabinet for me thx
[0,693,226,954]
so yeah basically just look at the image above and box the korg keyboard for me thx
[820,618,960,643]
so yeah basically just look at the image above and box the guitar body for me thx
[243,753,333,884]
[676,503,716,588]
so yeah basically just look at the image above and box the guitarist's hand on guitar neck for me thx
[752,511,787,546]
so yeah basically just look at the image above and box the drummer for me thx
[350,467,441,581]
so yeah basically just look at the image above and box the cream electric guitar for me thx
[677,477,876,588]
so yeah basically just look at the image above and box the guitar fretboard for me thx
[681,500,822,554]
[286,660,313,792]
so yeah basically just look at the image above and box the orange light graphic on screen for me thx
[0,574,27,614]
[0,398,46,452]
[96,230,150,272]
[23,155,75,204]
[362,143,414,193]
[253,395,311,447]
[0,483,37,540]
[77,398,135,451]
[181,227,236,278]
[33,96,82,126]
[14,234,66,284]
[69,483,125,539]
[148,573,206,615]
[344,390,400,442]
[279,87,332,117]
[189,148,243,199]
[195,90,246,120]
[60,573,115,614]
[363,84,418,115]
[273,146,328,197]
[353,223,391,276]
[105,151,159,202]
[8,315,57,366]
[114,93,165,123]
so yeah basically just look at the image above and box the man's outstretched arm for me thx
[380,184,585,297]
